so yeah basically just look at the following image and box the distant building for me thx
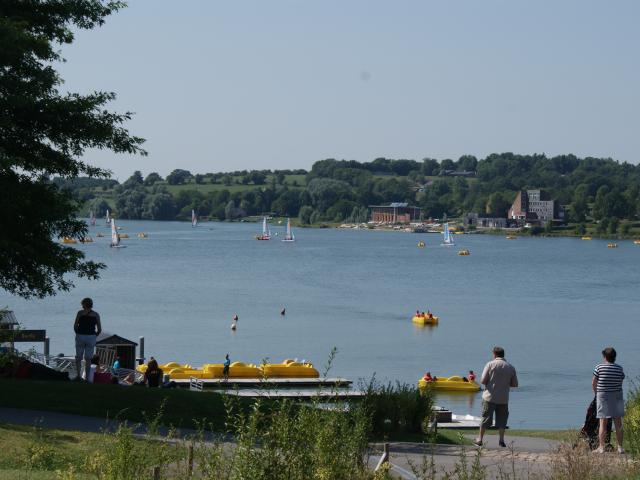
[369,202,422,223]
[464,213,507,229]
[508,189,559,223]
[439,170,476,177]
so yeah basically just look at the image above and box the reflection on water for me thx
[2,221,640,428]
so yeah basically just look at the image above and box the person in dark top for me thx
[73,298,102,381]
[144,358,163,388]
[223,354,231,381]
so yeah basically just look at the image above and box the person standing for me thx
[223,354,231,381]
[73,298,101,381]
[474,346,518,447]
[593,347,625,454]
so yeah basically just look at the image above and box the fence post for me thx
[374,442,390,472]
[187,444,194,476]
[138,336,145,365]
[152,466,160,480]
[44,337,50,365]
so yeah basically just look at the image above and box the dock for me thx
[210,388,366,399]
[173,377,352,389]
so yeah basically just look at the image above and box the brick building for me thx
[370,203,422,223]
[508,190,558,222]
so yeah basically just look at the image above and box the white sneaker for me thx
[618,447,625,454]
[593,447,605,454]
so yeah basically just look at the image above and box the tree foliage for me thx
[0,0,145,298]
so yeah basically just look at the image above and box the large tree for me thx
[0,1,145,298]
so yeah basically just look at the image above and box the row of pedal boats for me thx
[137,358,319,380]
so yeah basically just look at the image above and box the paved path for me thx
[370,435,560,479]
[1,408,559,479]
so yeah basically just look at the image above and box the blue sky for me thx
[59,0,640,180]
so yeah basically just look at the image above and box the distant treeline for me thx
[54,154,640,226]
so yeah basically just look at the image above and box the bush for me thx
[361,380,434,436]
[625,385,640,456]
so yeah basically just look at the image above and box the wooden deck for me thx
[173,377,352,389]
[210,388,366,399]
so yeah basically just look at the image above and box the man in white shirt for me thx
[474,346,518,447]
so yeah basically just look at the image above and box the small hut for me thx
[96,332,137,370]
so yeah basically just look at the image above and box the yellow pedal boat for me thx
[418,376,480,392]
[61,237,77,244]
[137,233,148,239]
[118,233,130,239]
[201,362,261,379]
[261,359,319,378]
[581,236,592,240]
[608,243,618,248]
[458,249,470,256]
[412,315,439,325]
[634,240,640,245]
[505,236,516,240]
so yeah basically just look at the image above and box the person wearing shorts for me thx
[593,347,625,454]
[73,298,102,381]
[223,354,231,381]
[474,346,518,448]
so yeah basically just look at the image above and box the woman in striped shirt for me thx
[592,347,625,454]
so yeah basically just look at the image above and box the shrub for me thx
[361,379,434,437]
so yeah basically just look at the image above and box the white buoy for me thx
[231,323,236,330]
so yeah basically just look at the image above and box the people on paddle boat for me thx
[469,370,476,382]
[423,371,434,382]
[427,311,434,320]
[421,311,426,317]
[416,310,420,317]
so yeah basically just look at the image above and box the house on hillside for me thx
[369,203,422,223]
[439,170,476,178]
[464,213,507,229]
[508,189,563,224]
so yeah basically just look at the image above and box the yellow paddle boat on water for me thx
[505,236,516,240]
[61,237,77,244]
[417,241,425,248]
[608,243,618,249]
[137,232,148,239]
[261,359,319,378]
[458,249,470,256]
[118,233,129,239]
[137,359,319,380]
[581,236,592,240]
[634,239,640,245]
[412,314,439,325]
[418,376,481,393]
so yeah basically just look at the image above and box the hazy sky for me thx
[58,0,640,180]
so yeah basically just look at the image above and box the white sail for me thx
[282,217,295,242]
[263,217,270,237]
[110,219,119,247]
[191,209,197,227]
[89,210,96,226]
[441,222,455,246]
[105,209,110,225]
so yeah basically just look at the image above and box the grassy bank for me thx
[0,379,236,430]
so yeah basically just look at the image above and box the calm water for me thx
[3,221,640,429]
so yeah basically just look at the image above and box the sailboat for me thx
[441,223,455,246]
[110,219,126,248]
[255,216,270,240]
[191,209,198,228]
[105,209,111,226]
[89,210,96,226]
[282,218,295,242]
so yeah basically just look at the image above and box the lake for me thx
[3,220,640,429]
